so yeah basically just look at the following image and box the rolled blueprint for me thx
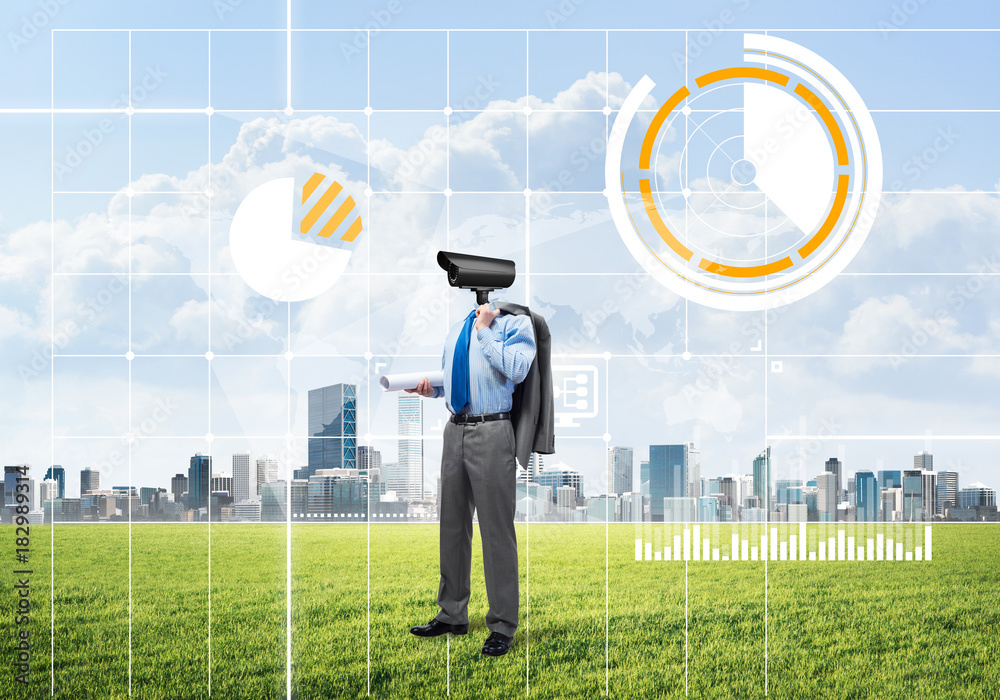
[378,370,445,392]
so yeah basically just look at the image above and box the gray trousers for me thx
[435,417,519,637]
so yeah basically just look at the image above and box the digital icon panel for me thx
[606,34,883,311]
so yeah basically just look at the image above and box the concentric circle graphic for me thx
[606,34,883,311]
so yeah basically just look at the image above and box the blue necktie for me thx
[451,310,477,414]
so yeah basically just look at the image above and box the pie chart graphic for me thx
[606,33,883,311]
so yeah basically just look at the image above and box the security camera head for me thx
[437,250,516,305]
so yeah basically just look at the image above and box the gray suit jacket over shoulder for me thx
[493,301,555,468]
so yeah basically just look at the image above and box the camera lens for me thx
[448,263,460,285]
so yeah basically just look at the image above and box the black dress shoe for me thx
[481,631,513,656]
[410,618,468,637]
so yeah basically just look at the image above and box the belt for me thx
[450,411,510,424]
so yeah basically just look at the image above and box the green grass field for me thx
[3,523,998,699]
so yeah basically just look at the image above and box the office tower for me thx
[256,454,279,496]
[621,492,643,522]
[687,444,701,500]
[40,479,58,504]
[301,383,357,480]
[358,445,383,473]
[211,473,233,496]
[606,447,633,496]
[719,477,738,520]
[260,481,287,522]
[291,479,309,519]
[645,445,687,522]
[855,471,879,522]
[776,480,804,506]
[738,474,754,507]
[527,453,544,483]
[902,470,923,521]
[817,472,837,522]
[80,468,99,495]
[396,394,424,502]
[663,497,696,523]
[556,485,575,517]
[914,450,933,471]
[171,473,188,505]
[881,488,902,522]
[921,470,937,521]
[45,465,65,499]
[307,469,369,519]
[4,466,29,509]
[958,482,996,508]
[188,453,212,511]
[698,496,718,523]
[535,465,583,504]
[936,470,959,516]
[824,457,842,504]
[139,487,158,505]
[232,451,251,504]
[754,447,772,513]
[877,469,901,491]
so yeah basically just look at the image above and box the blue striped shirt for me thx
[431,301,536,414]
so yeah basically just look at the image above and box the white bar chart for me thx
[634,525,933,564]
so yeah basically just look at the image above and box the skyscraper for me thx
[606,446,633,496]
[645,445,688,522]
[45,465,65,499]
[80,468,99,495]
[4,467,35,512]
[719,477,738,520]
[957,482,996,508]
[301,383,357,480]
[535,465,583,504]
[397,393,424,502]
[936,470,959,515]
[171,473,188,506]
[687,444,701,500]
[188,453,212,511]
[877,470,901,491]
[855,471,879,522]
[824,457,842,504]
[902,470,923,521]
[257,454,279,495]
[260,481,287,522]
[210,473,233,496]
[921,470,937,521]
[754,447,772,513]
[233,451,251,504]
[526,453,544,483]
[40,479,59,505]
[358,445,383,473]
[914,451,933,471]
[817,471,837,522]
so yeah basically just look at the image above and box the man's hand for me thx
[405,377,434,397]
[475,303,500,332]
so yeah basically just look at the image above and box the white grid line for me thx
[49,25,55,700]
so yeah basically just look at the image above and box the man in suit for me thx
[407,299,536,657]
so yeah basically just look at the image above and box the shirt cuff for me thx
[477,325,497,343]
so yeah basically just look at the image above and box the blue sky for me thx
[1,0,1000,501]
